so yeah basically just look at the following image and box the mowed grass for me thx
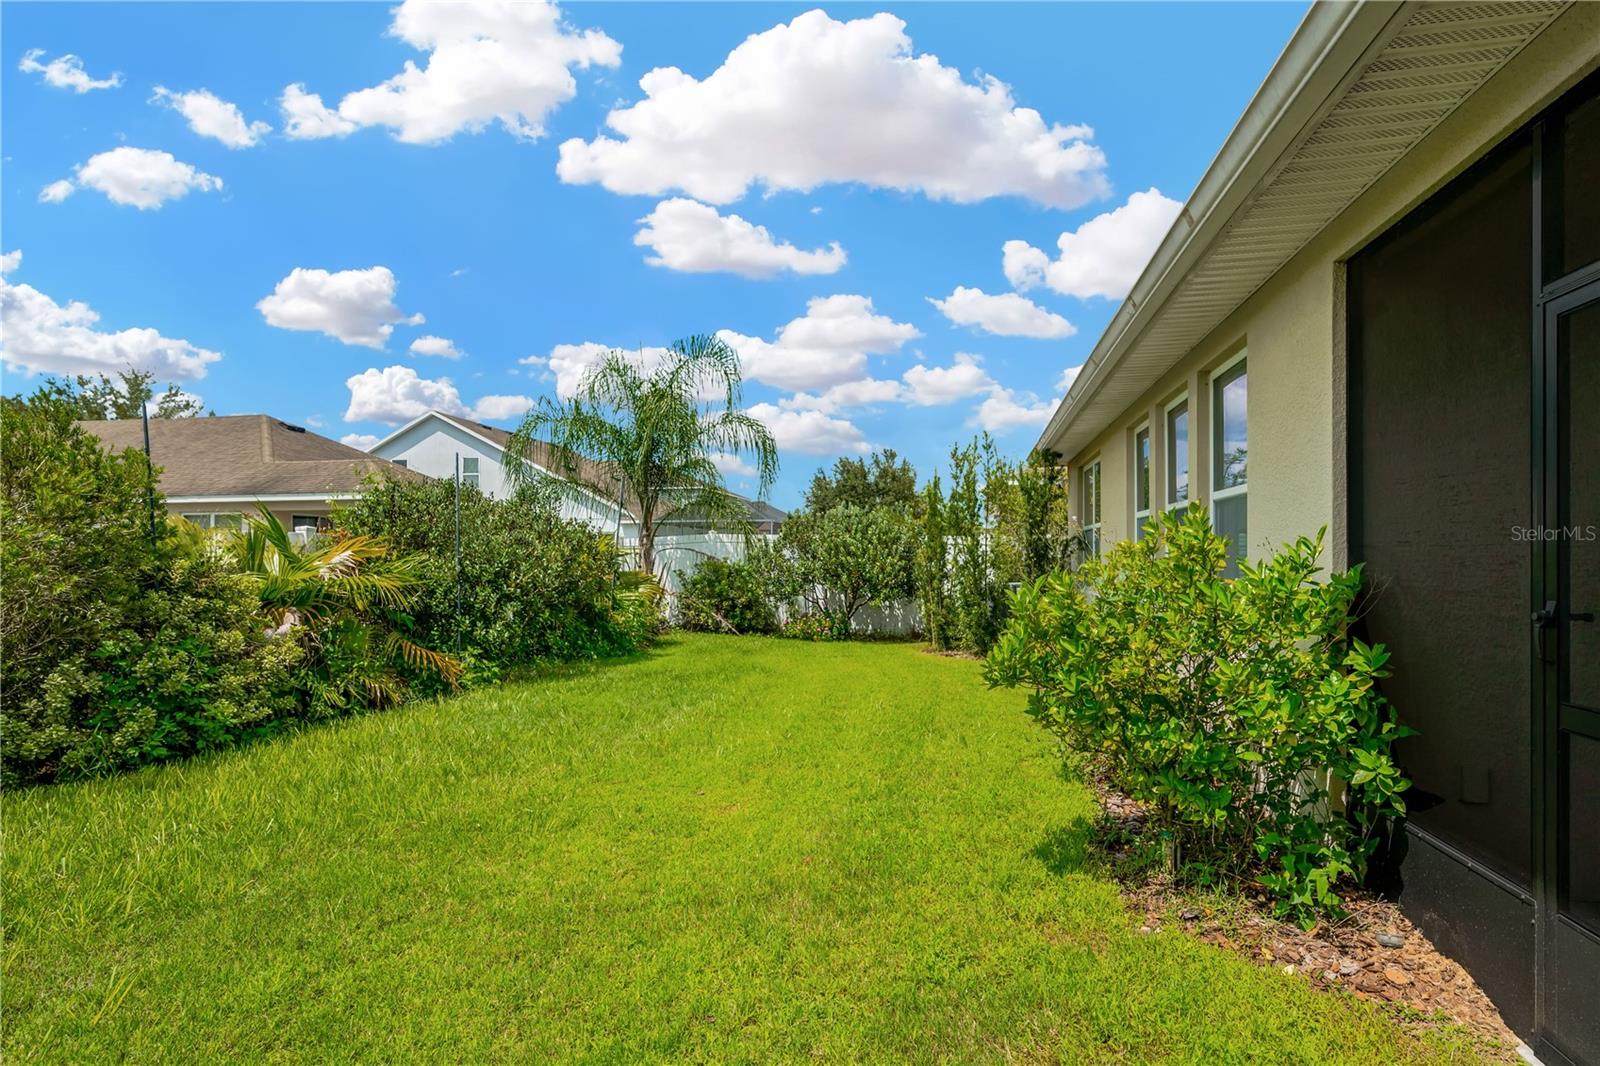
[3,635,1488,1064]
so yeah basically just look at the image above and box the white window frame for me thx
[1209,350,1248,572]
[1164,392,1190,512]
[1132,422,1152,541]
[179,511,244,531]
[461,456,480,489]
[1081,457,1102,559]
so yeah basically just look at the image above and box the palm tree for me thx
[505,335,779,578]
[221,507,461,714]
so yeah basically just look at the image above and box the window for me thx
[1166,398,1189,509]
[1211,354,1248,576]
[1133,425,1151,540]
[460,456,479,489]
[290,515,331,532]
[179,512,244,531]
[1082,459,1102,558]
[392,459,407,468]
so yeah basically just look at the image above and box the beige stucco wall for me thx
[1066,4,1600,567]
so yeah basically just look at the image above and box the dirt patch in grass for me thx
[1089,778,1521,1061]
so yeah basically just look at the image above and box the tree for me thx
[505,335,778,578]
[765,505,918,639]
[804,448,918,513]
[37,369,207,420]
[225,507,461,714]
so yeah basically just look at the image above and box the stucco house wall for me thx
[1064,3,1600,566]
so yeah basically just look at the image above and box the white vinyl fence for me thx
[621,530,922,637]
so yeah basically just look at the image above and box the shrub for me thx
[224,508,461,716]
[984,507,1412,925]
[1,394,297,786]
[678,558,776,634]
[761,504,917,640]
[337,478,645,664]
[778,613,837,642]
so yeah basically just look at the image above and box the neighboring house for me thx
[369,410,785,543]
[78,414,426,532]
[1034,5,1596,1061]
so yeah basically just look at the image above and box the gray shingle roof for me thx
[77,415,427,498]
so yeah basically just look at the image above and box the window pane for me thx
[1135,429,1150,512]
[1214,492,1246,577]
[461,457,479,474]
[393,459,407,468]
[1167,403,1188,504]
[212,513,243,530]
[1213,362,1248,490]
[1559,89,1600,277]
[1091,463,1101,525]
[180,512,209,527]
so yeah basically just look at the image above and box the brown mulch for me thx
[1090,779,1521,1060]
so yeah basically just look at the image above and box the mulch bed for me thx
[1091,779,1521,1059]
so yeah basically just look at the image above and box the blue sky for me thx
[2,1,1304,507]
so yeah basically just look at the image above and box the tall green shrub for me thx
[337,477,642,663]
[915,476,952,650]
[985,507,1412,924]
[1,394,297,787]
[678,557,776,634]
[760,505,917,639]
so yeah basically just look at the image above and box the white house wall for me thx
[371,417,628,534]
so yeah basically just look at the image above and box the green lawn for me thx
[3,635,1489,1064]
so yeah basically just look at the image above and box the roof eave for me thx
[1037,0,1416,457]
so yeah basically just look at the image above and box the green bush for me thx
[337,478,644,664]
[759,504,917,640]
[1,395,297,787]
[984,507,1412,925]
[678,558,776,634]
[777,613,837,642]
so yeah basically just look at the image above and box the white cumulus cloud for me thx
[409,334,464,359]
[718,294,919,392]
[634,198,845,278]
[557,9,1107,208]
[1,255,221,380]
[279,83,359,139]
[344,365,532,424]
[257,266,423,349]
[152,87,271,148]
[901,353,996,406]
[929,286,1075,339]
[779,377,905,414]
[341,433,381,450]
[38,180,74,204]
[710,451,758,477]
[1003,188,1182,300]
[283,0,620,145]
[1056,364,1083,392]
[521,342,675,400]
[746,402,869,456]
[0,250,20,275]
[42,147,222,210]
[18,49,121,93]
[972,386,1056,432]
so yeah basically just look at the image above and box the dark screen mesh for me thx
[1350,138,1533,888]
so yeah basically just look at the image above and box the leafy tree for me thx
[506,336,777,578]
[915,476,952,650]
[988,448,1078,584]
[1,389,294,786]
[763,505,918,639]
[804,448,918,514]
[37,369,207,420]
